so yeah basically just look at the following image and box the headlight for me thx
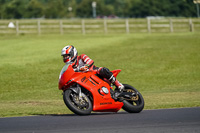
[101,87,109,94]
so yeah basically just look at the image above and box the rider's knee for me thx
[98,67,113,79]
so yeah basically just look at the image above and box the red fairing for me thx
[58,64,123,112]
[112,69,121,77]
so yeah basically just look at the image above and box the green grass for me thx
[0,33,200,117]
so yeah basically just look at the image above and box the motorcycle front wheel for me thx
[63,89,92,115]
[122,84,144,113]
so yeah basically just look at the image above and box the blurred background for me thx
[0,0,200,35]
[0,0,198,19]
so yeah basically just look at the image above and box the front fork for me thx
[70,84,83,100]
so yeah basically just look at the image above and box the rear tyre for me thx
[63,89,92,115]
[122,84,144,113]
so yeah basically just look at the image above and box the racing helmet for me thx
[61,45,78,63]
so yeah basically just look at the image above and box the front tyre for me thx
[63,89,92,115]
[122,84,144,113]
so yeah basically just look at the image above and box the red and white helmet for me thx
[61,45,78,63]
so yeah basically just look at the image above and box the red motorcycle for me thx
[58,63,144,115]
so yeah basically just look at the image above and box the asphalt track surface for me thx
[0,107,200,133]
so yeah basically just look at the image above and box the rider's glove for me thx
[79,65,89,71]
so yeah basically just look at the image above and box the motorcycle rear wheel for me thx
[122,84,144,113]
[63,89,92,115]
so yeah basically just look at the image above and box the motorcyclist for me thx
[61,45,124,92]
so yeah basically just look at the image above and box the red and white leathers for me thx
[72,54,94,71]
[61,45,124,91]
[72,54,124,91]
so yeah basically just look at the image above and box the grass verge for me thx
[0,33,200,117]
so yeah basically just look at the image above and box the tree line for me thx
[0,0,197,19]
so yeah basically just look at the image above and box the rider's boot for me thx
[109,76,125,100]
[109,75,124,92]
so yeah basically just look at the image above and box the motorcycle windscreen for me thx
[59,63,70,79]
[59,63,75,89]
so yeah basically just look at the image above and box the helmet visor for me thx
[63,54,71,63]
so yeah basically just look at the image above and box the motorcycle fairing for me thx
[59,64,123,112]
